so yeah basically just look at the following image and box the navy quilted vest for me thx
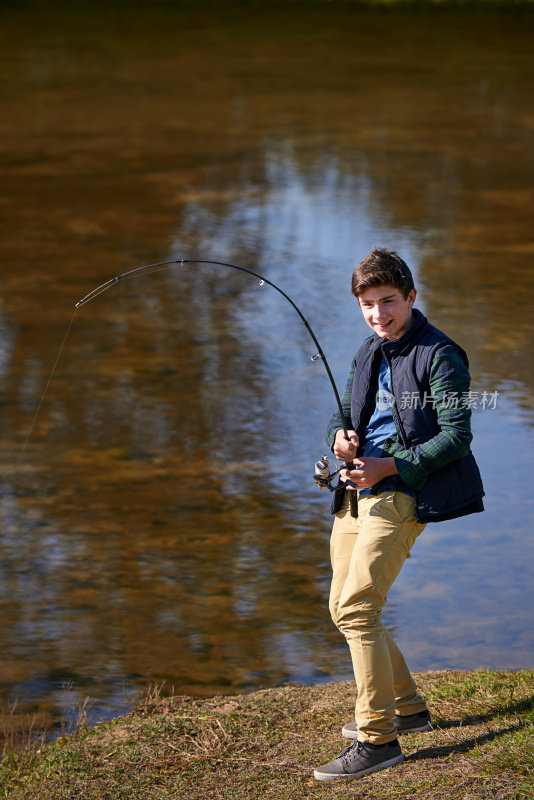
[349,309,484,523]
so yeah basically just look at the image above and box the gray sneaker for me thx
[313,739,404,781]
[342,709,433,739]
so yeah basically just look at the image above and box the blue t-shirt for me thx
[358,355,397,496]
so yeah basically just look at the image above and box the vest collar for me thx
[369,308,429,357]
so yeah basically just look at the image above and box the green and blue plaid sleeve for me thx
[391,345,473,490]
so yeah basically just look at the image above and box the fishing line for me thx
[16,307,78,465]
[12,262,180,465]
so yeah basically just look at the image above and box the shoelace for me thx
[340,740,364,767]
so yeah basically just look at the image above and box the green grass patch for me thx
[2,670,533,799]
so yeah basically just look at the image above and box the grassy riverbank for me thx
[2,670,533,799]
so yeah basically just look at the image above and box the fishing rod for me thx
[76,258,358,507]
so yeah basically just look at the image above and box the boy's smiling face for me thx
[357,285,417,341]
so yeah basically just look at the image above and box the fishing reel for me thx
[313,455,346,492]
[314,454,359,517]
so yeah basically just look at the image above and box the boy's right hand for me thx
[333,429,359,463]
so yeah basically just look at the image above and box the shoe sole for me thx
[313,753,405,781]
[342,721,433,739]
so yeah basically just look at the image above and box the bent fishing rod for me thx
[75,258,358,505]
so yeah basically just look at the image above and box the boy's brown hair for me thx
[352,248,414,299]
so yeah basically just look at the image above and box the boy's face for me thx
[357,285,416,341]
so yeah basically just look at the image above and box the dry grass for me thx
[2,670,533,799]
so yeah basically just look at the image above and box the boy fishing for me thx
[313,248,484,781]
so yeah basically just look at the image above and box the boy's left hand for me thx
[341,457,398,490]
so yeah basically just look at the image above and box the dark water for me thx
[1,3,534,739]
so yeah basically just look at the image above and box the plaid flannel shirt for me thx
[326,344,473,494]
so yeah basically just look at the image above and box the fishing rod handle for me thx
[340,429,358,518]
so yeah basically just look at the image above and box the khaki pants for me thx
[330,491,427,744]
